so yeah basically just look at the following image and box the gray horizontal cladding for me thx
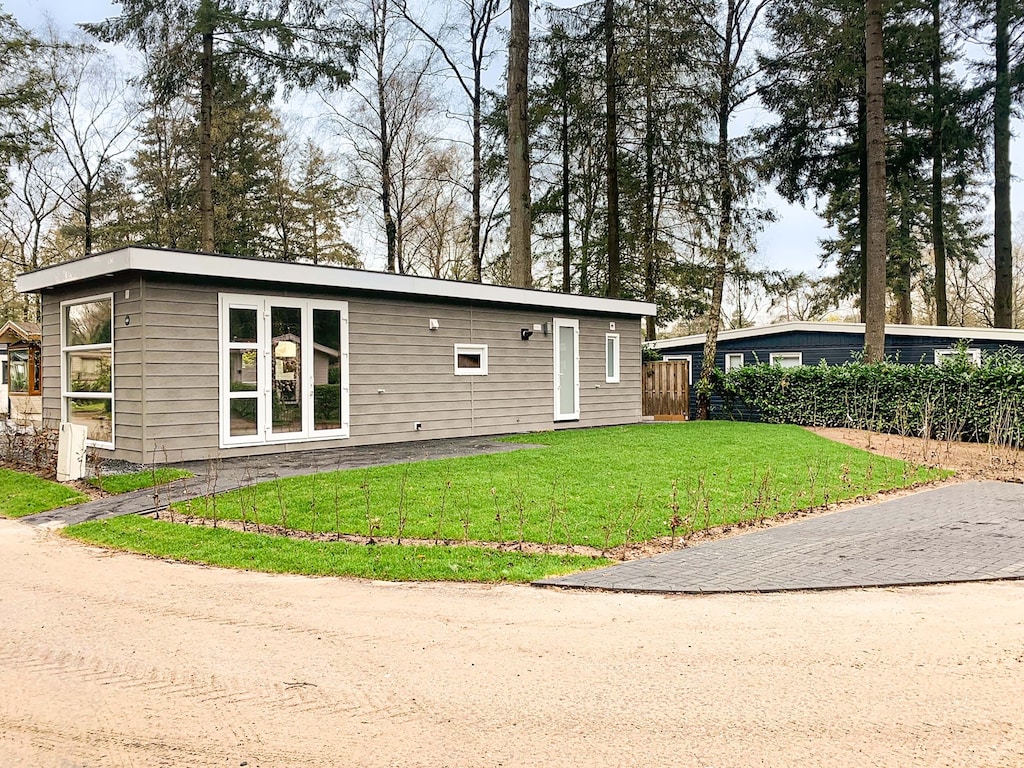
[99,275,644,463]
[570,316,642,429]
[40,276,143,455]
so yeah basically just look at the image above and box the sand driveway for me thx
[1,518,1022,767]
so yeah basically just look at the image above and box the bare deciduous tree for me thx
[399,0,506,282]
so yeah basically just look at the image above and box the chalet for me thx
[16,247,655,464]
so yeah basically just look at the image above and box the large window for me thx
[62,295,113,446]
[219,294,349,447]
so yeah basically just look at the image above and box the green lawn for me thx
[89,468,193,495]
[171,422,945,549]
[63,516,609,583]
[0,467,88,518]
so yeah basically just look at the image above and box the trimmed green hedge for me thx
[712,346,1024,445]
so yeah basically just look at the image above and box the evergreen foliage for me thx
[714,346,1024,444]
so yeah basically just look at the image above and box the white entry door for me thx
[553,318,579,421]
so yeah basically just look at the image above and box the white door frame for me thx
[553,318,580,421]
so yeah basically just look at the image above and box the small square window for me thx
[934,348,981,365]
[454,344,488,376]
[724,352,744,372]
[769,352,802,368]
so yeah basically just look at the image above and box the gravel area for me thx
[1,518,1022,768]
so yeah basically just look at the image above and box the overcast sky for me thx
[5,0,1017,280]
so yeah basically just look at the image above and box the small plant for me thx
[623,484,645,546]
[360,469,373,539]
[490,485,504,544]
[395,467,410,544]
[666,478,684,546]
[275,475,288,529]
[434,467,453,545]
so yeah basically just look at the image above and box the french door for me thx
[553,318,579,421]
[220,294,349,446]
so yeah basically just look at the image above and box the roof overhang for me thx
[649,320,1024,349]
[17,247,657,317]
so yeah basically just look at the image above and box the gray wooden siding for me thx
[568,316,642,429]
[136,281,220,462]
[46,276,646,463]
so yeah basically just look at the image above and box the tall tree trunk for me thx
[561,51,571,294]
[643,0,657,340]
[858,75,868,323]
[376,0,398,273]
[604,0,620,297]
[83,187,93,254]
[863,0,887,361]
[199,27,215,253]
[994,0,1013,327]
[507,0,532,288]
[696,0,736,421]
[930,0,948,325]
[897,176,912,324]
[471,82,483,282]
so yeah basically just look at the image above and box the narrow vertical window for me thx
[62,295,114,447]
[605,333,620,383]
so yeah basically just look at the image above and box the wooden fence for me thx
[642,360,690,421]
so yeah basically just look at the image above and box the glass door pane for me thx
[271,306,303,433]
[557,323,577,418]
[312,309,343,431]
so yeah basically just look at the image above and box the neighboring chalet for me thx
[0,319,42,425]
[649,321,1024,419]
[16,247,656,465]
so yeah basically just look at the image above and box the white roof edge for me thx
[649,320,1024,348]
[16,246,657,317]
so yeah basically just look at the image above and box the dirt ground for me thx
[2,517,1023,768]
[812,427,1024,483]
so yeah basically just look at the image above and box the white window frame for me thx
[553,317,580,421]
[218,293,350,448]
[61,293,114,449]
[454,343,488,376]
[724,352,744,372]
[605,333,620,383]
[769,351,803,368]
[934,348,981,366]
[662,354,693,385]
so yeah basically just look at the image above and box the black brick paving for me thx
[536,481,1024,594]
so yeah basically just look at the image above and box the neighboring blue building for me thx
[649,321,1024,418]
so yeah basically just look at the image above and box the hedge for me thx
[711,346,1024,446]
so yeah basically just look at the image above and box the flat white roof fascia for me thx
[650,320,1024,348]
[16,247,657,317]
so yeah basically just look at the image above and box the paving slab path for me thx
[537,480,1024,593]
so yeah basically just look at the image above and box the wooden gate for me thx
[642,360,690,421]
